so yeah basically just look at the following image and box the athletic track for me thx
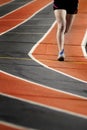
[0,0,87,130]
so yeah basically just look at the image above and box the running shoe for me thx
[57,49,65,61]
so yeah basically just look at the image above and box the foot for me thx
[57,49,65,61]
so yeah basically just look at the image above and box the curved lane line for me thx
[30,21,87,83]
[81,30,87,58]
[31,0,87,83]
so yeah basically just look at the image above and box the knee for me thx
[58,22,66,33]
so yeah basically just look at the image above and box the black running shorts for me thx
[53,0,79,14]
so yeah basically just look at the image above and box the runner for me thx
[53,0,79,61]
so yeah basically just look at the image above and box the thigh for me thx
[54,9,66,24]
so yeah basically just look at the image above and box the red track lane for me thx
[0,0,52,34]
[33,0,87,82]
[1,72,87,117]
[0,0,12,6]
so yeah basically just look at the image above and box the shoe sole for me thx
[57,56,64,61]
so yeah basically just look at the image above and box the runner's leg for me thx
[65,14,76,33]
[54,9,67,52]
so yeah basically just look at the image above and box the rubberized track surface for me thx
[0,0,87,130]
